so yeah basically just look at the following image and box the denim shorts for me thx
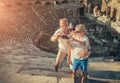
[72,58,88,72]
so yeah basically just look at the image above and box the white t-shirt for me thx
[71,35,91,60]
[53,28,70,53]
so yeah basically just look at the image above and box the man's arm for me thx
[50,35,61,42]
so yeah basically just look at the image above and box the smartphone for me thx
[62,35,69,39]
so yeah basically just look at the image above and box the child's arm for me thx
[86,38,91,56]
[71,37,86,46]
[87,49,91,57]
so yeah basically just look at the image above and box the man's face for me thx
[60,21,68,30]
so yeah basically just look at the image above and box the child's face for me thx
[76,30,86,37]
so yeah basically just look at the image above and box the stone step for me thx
[1,71,120,83]
[0,61,120,83]
[0,72,57,83]
[59,78,74,83]
[19,68,72,78]
[0,64,22,73]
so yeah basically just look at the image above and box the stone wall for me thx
[0,0,119,57]
[0,0,55,5]
[107,0,120,20]
[101,0,120,21]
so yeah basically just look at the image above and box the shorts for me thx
[72,58,88,72]
[56,50,67,63]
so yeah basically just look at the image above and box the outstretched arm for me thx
[51,34,61,42]
[71,37,86,46]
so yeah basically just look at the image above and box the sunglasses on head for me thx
[75,30,83,33]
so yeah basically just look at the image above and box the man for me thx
[51,18,70,72]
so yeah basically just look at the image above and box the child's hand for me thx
[79,50,89,58]
[70,37,75,41]
[67,59,72,65]
[61,35,69,39]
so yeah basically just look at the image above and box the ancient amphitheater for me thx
[0,0,120,83]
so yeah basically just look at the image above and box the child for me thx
[67,24,91,83]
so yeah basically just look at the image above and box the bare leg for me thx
[81,72,87,83]
[72,70,76,78]
[77,67,81,74]
[70,68,73,73]
[55,51,66,72]
[54,61,60,72]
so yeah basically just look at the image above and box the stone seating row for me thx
[0,3,78,52]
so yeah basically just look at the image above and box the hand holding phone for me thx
[61,35,69,39]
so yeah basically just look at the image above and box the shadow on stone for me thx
[74,77,109,83]
[87,79,109,83]
[89,70,120,80]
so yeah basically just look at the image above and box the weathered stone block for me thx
[59,78,74,83]
[1,73,57,83]
[0,64,22,73]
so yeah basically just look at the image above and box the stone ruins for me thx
[0,0,120,83]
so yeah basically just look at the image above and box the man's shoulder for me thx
[55,28,62,33]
